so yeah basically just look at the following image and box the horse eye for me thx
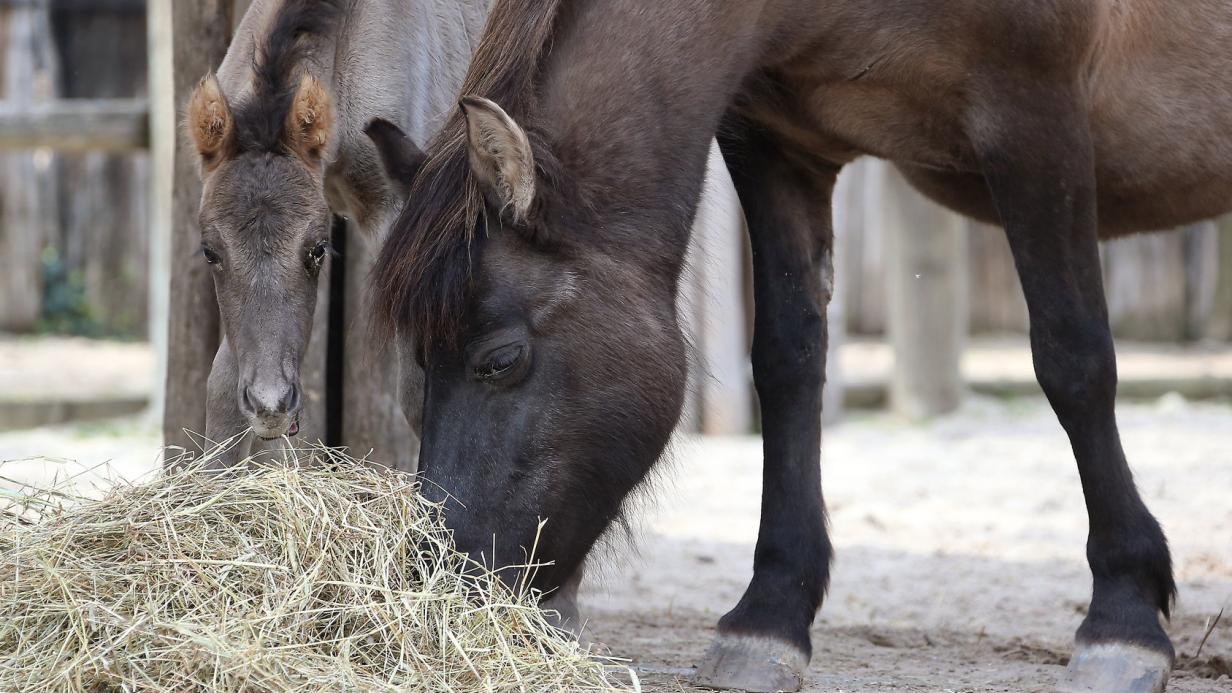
[475,344,524,382]
[201,245,221,265]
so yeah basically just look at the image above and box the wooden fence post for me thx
[341,224,417,469]
[163,0,235,452]
[874,161,967,419]
[1103,232,1188,341]
[0,1,58,333]
[694,142,753,435]
[967,220,1029,334]
[1209,216,1232,342]
[148,0,173,424]
[827,163,866,423]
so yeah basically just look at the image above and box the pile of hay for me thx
[0,451,635,692]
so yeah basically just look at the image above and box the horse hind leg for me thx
[692,121,836,693]
[972,85,1174,692]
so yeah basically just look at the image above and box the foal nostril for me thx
[241,385,257,415]
[243,382,298,417]
[282,383,301,413]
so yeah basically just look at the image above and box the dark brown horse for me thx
[370,1,1232,690]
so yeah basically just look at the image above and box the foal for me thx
[184,0,485,463]
[372,0,1232,691]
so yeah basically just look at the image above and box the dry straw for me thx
[0,445,637,692]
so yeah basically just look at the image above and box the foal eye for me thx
[475,344,525,382]
[201,245,222,265]
[309,241,329,263]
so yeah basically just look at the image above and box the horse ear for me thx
[364,118,426,198]
[286,73,334,164]
[460,96,535,223]
[186,75,234,171]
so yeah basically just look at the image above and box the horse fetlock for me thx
[1059,642,1172,693]
[1087,522,1176,618]
[693,633,809,693]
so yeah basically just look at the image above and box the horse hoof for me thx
[1057,642,1172,693]
[693,633,808,692]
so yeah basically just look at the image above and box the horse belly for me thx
[1086,0,1232,235]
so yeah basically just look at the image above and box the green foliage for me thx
[35,246,101,338]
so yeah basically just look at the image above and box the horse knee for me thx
[1032,325,1117,414]
[751,311,826,398]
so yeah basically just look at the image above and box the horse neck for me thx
[535,1,777,235]
[342,0,489,141]
[326,0,489,236]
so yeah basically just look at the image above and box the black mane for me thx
[372,0,566,353]
[234,0,342,154]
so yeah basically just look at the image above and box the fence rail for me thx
[0,99,148,152]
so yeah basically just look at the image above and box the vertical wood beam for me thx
[162,0,234,451]
[875,162,968,419]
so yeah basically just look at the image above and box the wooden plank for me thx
[342,222,416,470]
[163,0,234,453]
[854,160,887,334]
[230,0,253,31]
[0,3,58,332]
[967,220,1029,334]
[1182,223,1218,340]
[49,5,151,338]
[876,162,967,419]
[1208,216,1232,342]
[0,99,148,151]
[1103,232,1187,342]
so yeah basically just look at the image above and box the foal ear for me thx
[364,118,426,198]
[186,75,234,171]
[285,73,334,164]
[460,95,535,223]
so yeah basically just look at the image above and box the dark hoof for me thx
[1058,643,1172,693]
[693,633,808,692]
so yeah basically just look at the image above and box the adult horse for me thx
[183,0,485,464]
[371,0,1232,690]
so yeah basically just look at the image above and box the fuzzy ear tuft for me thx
[364,118,426,198]
[186,75,234,171]
[286,73,334,164]
[460,95,536,223]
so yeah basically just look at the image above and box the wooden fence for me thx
[0,0,149,339]
[840,161,1232,343]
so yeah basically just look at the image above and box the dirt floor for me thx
[1,396,1229,692]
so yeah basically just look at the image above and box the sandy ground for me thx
[0,335,154,401]
[1,396,1229,692]
[6,334,1232,405]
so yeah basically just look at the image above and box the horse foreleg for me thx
[973,84,1175,693]
[203,337,253,469]
[693,122,836,693]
